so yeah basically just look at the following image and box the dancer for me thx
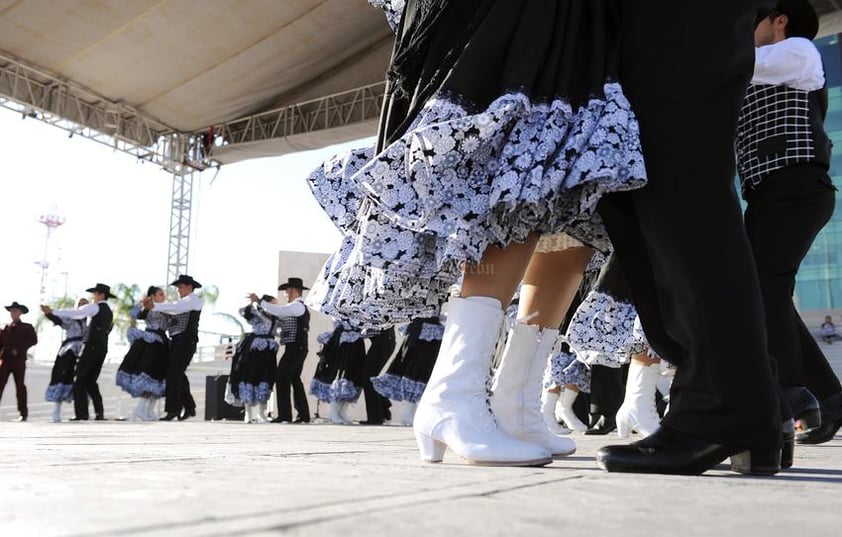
[360,326,396,425]
[740,1,842,446]
[147,275,203,421]
[308,0,646,466]
[372,315,445,426]
[596,1,783,475]
[257,278,311,424]
[44,284,114,421]
[309,319,367,424]
[116,286,170,421]
[43,298,88,422]
[0,302,38,421]
[229,294,278,423]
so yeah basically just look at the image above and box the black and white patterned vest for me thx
[736,83,831,193]
[278,301,309,347]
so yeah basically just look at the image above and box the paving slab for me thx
[0,420,839,537]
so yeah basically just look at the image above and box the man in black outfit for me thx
[45,284,114,421]
[148,275,203,421]
[596,0,782,475]
[260,278,311,423]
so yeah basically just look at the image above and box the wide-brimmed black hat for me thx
[170,274,202,289]
[86,283,117,299]
[4,301,29,314]
[278,277,309,291]
[759,0,819,39]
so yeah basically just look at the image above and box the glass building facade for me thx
[791,35,842,311]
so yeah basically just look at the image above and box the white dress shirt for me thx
[753,37,825,91]
[153,292,204,314]
[51,300,103,319]
[261,298,305,318]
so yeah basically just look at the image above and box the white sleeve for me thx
[261,299,305,318]
[50,302,100,319]
[753,38,825,91]
[153,294,203,314]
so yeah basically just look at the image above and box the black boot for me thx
[781,385,822,432]
[584,414,616,435]
[596,426,781,476]
[796,392,842,445]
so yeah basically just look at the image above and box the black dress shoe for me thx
[270,417,286,423]
[358,419,385,425]
[781,419,795,469]
[16,416,27,422]
[292,417,311,424]
[159,413,179,421]
[94,414,106,421]
[796,392,842,445]
[178,408,197,421]
[584,415,616,435]
[596,426,781,476]
[69,416,87,421]
[781,385,821,432]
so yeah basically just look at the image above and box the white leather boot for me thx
[328,401,345,424]
[145,398,159,421]
[413,296,551,466]
[244,404,254,424]
[338,401,354,424]
[491,324,575,457]
[52,402,62,423]
[541,391,570,435]
[255,402,269,424]
[615,359,661,438]
[400,402,417,426]
[131,398,146,421]
[557,388,588,432]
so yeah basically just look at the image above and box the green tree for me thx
[110,283,143,342]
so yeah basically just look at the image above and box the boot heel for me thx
[795,408,822,432]
[781,419,795,469]
[730,448,781,475]
[415,432,446,463]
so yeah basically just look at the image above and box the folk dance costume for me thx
[309,320,367,424]
[116,304,170,421]
[360,326,397,424]
[566,255,671,439]
[51,286,114,421]
[261,287,310,423]
[372,317,445,426]
[155,276,203,421]
[44,310,87,422]
[0,302,38,421]
[227,299,278,423]
[739,1,842,446]
[306,0,645,465]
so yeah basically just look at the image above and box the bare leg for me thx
[461,235,540,304]
[519,247,594,327]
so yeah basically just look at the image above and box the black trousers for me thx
[744,165,837,388]
[589,364,625,420]
[0,355,27,418]
[362,328,397,422]
[275,344,309,422]
[598,0,780,449]
[73,348,106,419]
[165,336,196,415]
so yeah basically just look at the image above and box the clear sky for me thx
[0,105,370,334]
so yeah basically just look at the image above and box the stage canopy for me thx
[0,0,841,169]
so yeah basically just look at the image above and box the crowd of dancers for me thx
[2,0,841,477]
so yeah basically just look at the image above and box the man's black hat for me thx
[170,274,202,289]
[86,283,117,299]
[278,277,309,291]
[4,301,29,314]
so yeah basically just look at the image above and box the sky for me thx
[0,105,370,336]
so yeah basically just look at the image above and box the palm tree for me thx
[110,283,142,342]
[35,295,78,332]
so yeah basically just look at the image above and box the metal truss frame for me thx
[201,81,387,163]
[167,172,193,286]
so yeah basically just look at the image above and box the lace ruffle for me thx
[45,383,73,403]
[308,85,646,329]
[116,371,166,398]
